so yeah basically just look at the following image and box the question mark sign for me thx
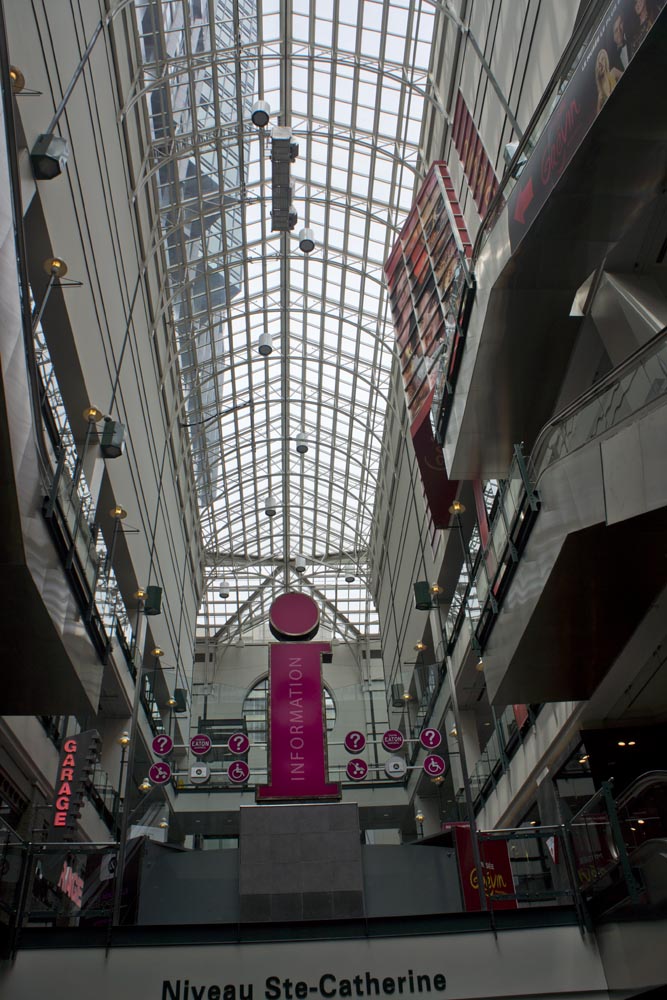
[152,734,173,757]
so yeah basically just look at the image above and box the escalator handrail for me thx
[530,326,667,484]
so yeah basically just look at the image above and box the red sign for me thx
[346,759,369,781]
[190,734,212,756]
[423,754,446,777]
[152,734,173,756]
[382,729,404,752]
[451,824,518,911]
[419,727,442,749]
[228,732,250,755]
[451,92,499,219]
[344,731,366,754]
[257,594,340,802]
[149,761,172,784]
[228,760,250,784]
[48,730,100,841]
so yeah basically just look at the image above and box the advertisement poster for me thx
[508,0,666,249]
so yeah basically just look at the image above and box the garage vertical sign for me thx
[257,593,340,801]
[47,729,101,840]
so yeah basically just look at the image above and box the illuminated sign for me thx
[257,593,340,802]
[48,729,100,841]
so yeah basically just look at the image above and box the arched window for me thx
[243,675,336,743]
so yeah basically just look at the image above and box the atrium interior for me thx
[1,0,667,998]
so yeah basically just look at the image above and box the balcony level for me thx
[441,9,667,481]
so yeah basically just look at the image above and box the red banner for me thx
[256,642,340,802]
[450,824,518,911]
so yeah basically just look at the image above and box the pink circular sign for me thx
[269,592,320,642]
[346,758,369,781]
[382,729,404,752]
[344,731,366,754]
[423,754,446,777]
[190,734,212,756]
[228,732,250,755]
[148,761,172,785]
[419,728,442,750]
[152,734,173,757]
[227,760,250,784]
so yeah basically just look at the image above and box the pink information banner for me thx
[256,642,340,802]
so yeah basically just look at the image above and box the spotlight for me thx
[298,227,315,253]
[295,432,308,454]
[31,133,70,179]
[258,332,273,356]
[251,100,270,127]
[265,494,278,517]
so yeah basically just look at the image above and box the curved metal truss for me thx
[132,0,441,641]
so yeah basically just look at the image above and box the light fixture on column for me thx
[118,731,130,748]
[109,504,127,520]
[151,646,164,658]
[43,256,68,277]
[298,228,315,253]
[448,499,466,515]
[414,640,427,652]
[258,332,273,356]
[218,579,231,599]
[31,134,70,179]
[475,655,485,672]
[251,100,271,127]
[167,695,177,708]
[295,432,308,454]
[83,405,104,423]
[158,816,169,830]
[431,583,442,595]
[265,494,278,517]
[9,66,25,94]
[134,587,148,602]
[295,554,306,574]
[139,777,151,793]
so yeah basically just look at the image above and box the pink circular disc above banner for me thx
[382,729,404,752]
[269,592,320,642]
[190,734,212,756]
[227,732,250,755]
[148,761,172,785]
[228,760,250,784]
[346,758,368,781]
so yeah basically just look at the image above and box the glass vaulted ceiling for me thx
[134,0,438,643]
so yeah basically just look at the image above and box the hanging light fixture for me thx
[295,554,306,574]
[218,579,231,599]
[258,332,273,356]
[251,100,271,127]
[298,228,315,253]
[265,494,278,517]
[344,572,355,583]
[295,432,308,454]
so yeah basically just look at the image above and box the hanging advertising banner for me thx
[451,92,500,219]
[508,0,666,250]
[47,729,101,842]
[447,824,518,911]
[257,594,340,802]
